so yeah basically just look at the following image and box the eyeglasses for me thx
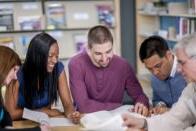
[178,55,196,66]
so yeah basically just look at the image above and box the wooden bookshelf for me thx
[136,0,196,75]
[0,0,121,60]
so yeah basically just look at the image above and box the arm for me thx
[125,64,149,113]
[151,80,169,115]
[68,60,121,113]
[58,70,81,123]
[147,84,196,131]
[151,79,164,106]
[36,71,75,117]
[36,106,63,117]
[58,70,75,115]
[4,81,23,120]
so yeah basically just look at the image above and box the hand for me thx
[150,106,169,115]
[126,128,145,131]
[122,113,145,129]
[67,111,81,124]
[134,103,149,116]
[40,124,51,131]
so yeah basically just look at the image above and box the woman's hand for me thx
[67,111,81,124]
[40,124,51,131]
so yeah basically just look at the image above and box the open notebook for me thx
[80,105,146,131]
[23,108,75,127]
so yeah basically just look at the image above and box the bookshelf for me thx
[0,0,120,61]
[136,0,196,75]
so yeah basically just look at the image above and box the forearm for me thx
[8,108,23,121]
[63,103,75,116]
[38,108,63,117]
[135,95,149,108]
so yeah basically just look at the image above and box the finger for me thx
[142,107,148,116]
[134,103,140,113]
[137,106,143,114]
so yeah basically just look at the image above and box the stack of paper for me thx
[23,108,75,127]
[80,105,145,131]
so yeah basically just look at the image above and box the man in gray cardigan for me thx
[122,33,196,131]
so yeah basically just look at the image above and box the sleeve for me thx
[183,125,196,131]
[56,61,64,77]
[0,127,41,131]
[151,77,164,106]
[147,84,196,131]
[125,63,149,108]
[0,108,12,128]
[68,60,121,113]
[16,68,25,108]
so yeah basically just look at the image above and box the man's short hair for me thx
[139,35,169,62]
[87,25,113,48]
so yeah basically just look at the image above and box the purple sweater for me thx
[68,51,149,113]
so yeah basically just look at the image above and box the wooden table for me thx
[13,120,80,131]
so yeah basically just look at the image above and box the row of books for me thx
[179,18,196,37]
[0,3,115,32]
[188,0,196,14]
[0,33,87,59]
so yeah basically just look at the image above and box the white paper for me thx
[80,105,145,131]
[23,108,74,127]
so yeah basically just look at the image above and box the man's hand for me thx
[133,103,149,116]
[150,106,169,115]
[122,113,146,129]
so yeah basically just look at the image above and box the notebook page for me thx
[23,108,49,124]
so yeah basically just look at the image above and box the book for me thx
[96,5,115,27]
[0,37,15,49]
[167,2,188,15]
[73,33,87,53]
[179,18,190,37]
[0,4,14,31]
[46,3,66,29]
[80,105,145,131]
[18,16,42,30]
[18,35,31,58]
[23,108,75,127]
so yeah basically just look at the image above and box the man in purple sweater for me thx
[68,25,149,116]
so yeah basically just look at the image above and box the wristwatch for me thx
[142,119,148,131]
[156,101,167,107]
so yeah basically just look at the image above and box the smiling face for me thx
[4,65,20,86]
[88,41,113,68]
[176,48,196,82]
[143,52,173,80]
[47,43,59,72]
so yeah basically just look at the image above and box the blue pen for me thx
[73,102,78,111]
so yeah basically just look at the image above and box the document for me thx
[80,105,145,131]
[23,108,75,127]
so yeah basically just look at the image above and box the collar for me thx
[170,55,177,78]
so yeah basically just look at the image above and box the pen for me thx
[73,102,78,111]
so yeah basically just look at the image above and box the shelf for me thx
[139,33,178,42]
[138,10,196,18]
[0,0,41,3]
[0,0,113,3]
[0,27,115,34]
